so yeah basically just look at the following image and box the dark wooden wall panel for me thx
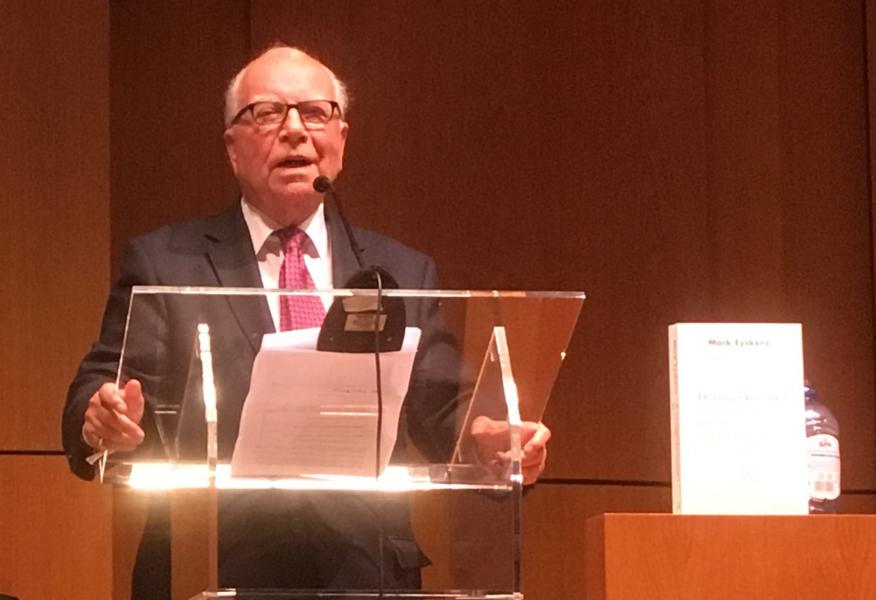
[0,0,110,450]
[109,0,250,271]
[842,493,876,514]
[0,2,115,597]
[0,457,113,599]
[865,0,876,500]
[705,2,784,320]
[778,2,875,490]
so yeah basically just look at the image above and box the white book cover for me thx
[668,323,809,515]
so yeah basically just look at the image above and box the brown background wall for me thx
[0,1,114,599]
[2,1,875,598]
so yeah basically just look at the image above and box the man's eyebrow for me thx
[246,94,284,104]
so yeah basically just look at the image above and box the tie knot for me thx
[278,226,305,242]
[277,227,310,255]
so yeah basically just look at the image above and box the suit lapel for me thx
[326,200,363,287]
[204,203,274,352]
[203,201,357,350]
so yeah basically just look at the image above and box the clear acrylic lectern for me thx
[101,286,584,600]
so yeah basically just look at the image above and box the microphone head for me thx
[313,175,333,193]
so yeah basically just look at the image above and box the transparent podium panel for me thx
[102,287,584,600]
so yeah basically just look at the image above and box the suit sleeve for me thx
[61,241,166,480]
[402,257,463,463]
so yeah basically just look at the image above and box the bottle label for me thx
[807,434,841,500]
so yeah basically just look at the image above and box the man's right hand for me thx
[81,380,145,452]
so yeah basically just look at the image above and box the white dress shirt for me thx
[240,198,333,329]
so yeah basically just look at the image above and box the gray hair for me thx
[223,44,350,127]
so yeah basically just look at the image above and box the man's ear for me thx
[224,129,239,174]
[340,120,349,141]
[337,121,349,170]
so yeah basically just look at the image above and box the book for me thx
[668,323,809,514]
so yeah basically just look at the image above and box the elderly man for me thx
[63,45,550,597]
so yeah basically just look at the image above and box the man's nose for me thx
[280,106,308,139]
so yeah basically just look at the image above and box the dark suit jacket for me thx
[61,201,460,593]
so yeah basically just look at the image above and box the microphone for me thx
[312,174,332,193]
[312,176,405,353]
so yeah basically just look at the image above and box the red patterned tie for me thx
[278,227,326,330]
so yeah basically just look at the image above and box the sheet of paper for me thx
[231,327,421,478]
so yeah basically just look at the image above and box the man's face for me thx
[224,49,348,226]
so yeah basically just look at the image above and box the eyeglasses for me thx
[231,100,341,130]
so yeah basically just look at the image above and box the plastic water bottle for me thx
[804,381,841,513]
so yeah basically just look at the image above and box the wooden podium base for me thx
[585,513,876,600]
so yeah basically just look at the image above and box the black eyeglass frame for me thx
[230,99,342,129]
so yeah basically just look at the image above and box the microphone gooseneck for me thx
[313,176,365,270]
[313,174,388,596]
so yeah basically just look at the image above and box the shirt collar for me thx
[240,197,328,259]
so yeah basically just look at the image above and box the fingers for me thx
[469,416,511,465]
[82,381,145,453]
[469,415,505,437]
[521,422,551,485]
[97,381,126,413]
[518,421,541,446]
[469,418,552,484]
[523,422,551,453]
[122,379,145,424]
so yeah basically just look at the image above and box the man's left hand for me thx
[520,420,551,484]
[469,417,552,485]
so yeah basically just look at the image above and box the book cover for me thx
[668,323,808,514]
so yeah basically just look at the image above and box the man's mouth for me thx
[275,156,312,169]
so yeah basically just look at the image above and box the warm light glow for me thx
[121,462,510,492]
